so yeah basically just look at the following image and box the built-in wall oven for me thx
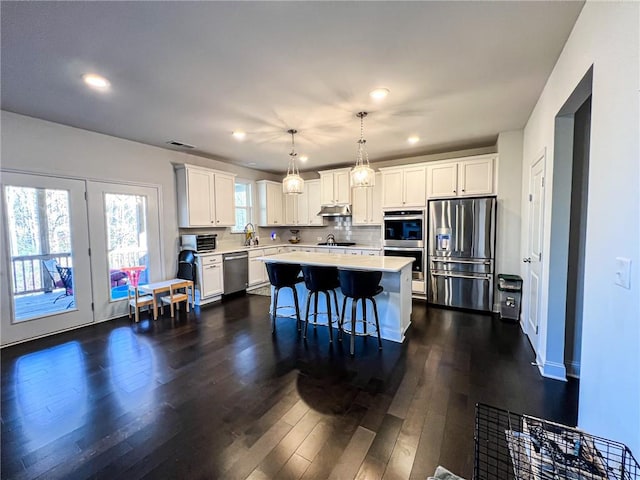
[383,210,425,289]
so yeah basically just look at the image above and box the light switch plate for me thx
[615,257,631,289]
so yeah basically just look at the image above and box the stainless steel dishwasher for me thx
[223,251,249,294]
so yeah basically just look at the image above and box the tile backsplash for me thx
[179,218,382,251]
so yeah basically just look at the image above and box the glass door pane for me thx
[105,193,149,301]
[1,173,93,346]
[4,186,75,320]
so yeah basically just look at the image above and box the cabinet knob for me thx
[453,190,456,193]
[462,189,465,192]
[216,220,220,223]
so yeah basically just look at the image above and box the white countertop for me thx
[257,251,413,272]
[197,243,382,256]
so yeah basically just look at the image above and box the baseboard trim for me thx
[566,361,580,378]
[540,360,567,381]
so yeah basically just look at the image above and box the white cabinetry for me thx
[248,249,266,286]
[381,165,426,208]
[458,157,494,196]
[284,190,309,226]
[198,254,223,299]
[319,168,351,205]
[352,173,382,225]
[213,174,236,226]
[283,179,323,226]
[175,165,236,227]
[257,180,284,226]
[306,180,324,226]
[426,155,495,198]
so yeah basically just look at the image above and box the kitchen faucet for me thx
[326,233,336,245]
[244,223,256,246]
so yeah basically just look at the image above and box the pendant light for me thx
[350,112,375,187]
[282,129,304,195]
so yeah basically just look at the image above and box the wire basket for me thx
[474,403,639,480]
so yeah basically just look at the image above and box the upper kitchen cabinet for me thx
[426,155,495,198]
[380,165,426,208]
[352,173,382,225]
[175,164,236,228]
[257,180,284,226]
[319,168,351,205]
[284,189,308,226]
[283,179,324,226]
[306,180,324,226]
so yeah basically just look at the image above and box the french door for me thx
[86,182,162,321]
[1,173,94,345]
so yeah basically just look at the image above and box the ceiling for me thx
[1,1,584,173]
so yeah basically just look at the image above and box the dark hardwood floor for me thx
[1,295,578,480]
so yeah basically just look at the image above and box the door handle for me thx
[224,255,248,261]
[523,257,531,263]
[431,272,490,281]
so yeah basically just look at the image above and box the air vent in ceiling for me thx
[166,140,195,149]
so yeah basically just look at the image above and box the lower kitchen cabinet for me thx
[249,249,266,285]
[198,254,224,299]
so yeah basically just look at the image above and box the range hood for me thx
[317,205,352,217]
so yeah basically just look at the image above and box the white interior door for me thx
[524,152,546,352]
[86,182,162,321]
[1,172,94,346]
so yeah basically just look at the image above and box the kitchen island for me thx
[258,252,413,342]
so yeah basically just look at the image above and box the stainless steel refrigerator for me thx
[428,196,496,311]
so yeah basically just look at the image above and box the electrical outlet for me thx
[317,236,322,241]
[615,257,631,289]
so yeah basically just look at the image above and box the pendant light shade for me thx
[350,112,375,187]
[282,129,304,195]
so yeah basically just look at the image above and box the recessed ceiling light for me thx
[82,73,110,90]
[407,136,420,144]
[232,131,247,141]
[299,155,308,163]
[369,88,390,100]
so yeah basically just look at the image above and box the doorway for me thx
[528,67,593,380]
[563,97,591,378]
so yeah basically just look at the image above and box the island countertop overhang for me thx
[257,251,414,272]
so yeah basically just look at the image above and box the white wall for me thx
[496,131,523,295]
[520,2,639,452]
[0,111,280,275]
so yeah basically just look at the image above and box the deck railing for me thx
[11,253,72,295]
[12,249,148,295]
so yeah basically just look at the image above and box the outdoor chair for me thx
[42,259,74,308]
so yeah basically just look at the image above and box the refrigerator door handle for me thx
[454,203,460,253]
[431,272,492,281]
[431,259,492,265]
[460,204,465,254]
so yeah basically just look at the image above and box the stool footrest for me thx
[340,322,380,337]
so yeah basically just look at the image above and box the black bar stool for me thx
[301,265,340,343]
[338,269,383,356]
[265,262,303,333]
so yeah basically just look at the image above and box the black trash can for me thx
[497,274,522,321]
